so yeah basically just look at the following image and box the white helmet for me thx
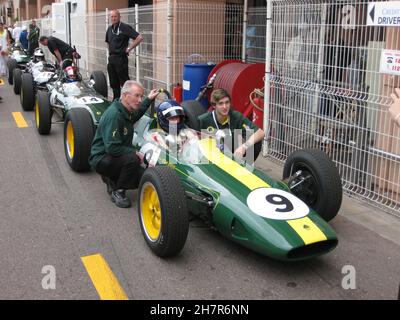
[33,48,45,62]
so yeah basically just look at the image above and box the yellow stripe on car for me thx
[287,217,327,245]
[199,138,270,190]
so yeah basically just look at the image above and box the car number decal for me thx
[41,72,53,78]
[139,143,161,167]
[77,96,104,104]
[247,188,309,220]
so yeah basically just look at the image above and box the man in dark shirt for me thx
[39,36,75,64]
[105,9,143,101]
[89,81,159,208]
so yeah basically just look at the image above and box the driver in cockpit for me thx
[63,64,81,82]
[150,99,196,150]
[32,48,45,63]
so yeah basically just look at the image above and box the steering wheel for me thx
[150,88,172,118]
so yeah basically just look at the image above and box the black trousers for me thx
[95,153,141,190]
[28,42,39,56]
[107,55,129,100]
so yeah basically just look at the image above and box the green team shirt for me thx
[198,109,259,136]
[89,97,151,169]
[28,26,40,43]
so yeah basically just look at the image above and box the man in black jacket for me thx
[106,9,143,100]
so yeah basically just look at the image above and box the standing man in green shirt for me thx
[198,88,265,163]
[28,20,40,56]
[89,81,159,208]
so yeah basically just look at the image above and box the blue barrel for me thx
[182,54,215,108]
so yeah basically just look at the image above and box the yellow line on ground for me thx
[12,112,28,128]
[81,254,128,300]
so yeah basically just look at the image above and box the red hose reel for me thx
[207,60,266,129]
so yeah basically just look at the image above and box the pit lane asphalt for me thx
[0,80,399,300]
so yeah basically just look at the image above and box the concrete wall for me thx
[87,0,128,12]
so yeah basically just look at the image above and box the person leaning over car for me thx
[389,88,400,127]
[39,36,76,64]
[89,81,159,208]
[106,9,143,101]
[198,88,265,163]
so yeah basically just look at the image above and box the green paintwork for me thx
[133,115,339,261]
[83,101,110,124]
[50,81,110,125]
[10,50,30,64]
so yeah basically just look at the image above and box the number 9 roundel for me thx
[246,188,309,220]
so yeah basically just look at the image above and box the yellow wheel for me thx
[66,121,75,160]
[140,182,162,241]
[35,99,40,129]
[138,166,189,257]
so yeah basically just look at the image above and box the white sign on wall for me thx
[379,50,400,76]
[367,1,400,26]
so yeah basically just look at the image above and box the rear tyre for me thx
[283,148,342,222]
[64,108,95,172]
[13,68,22,95]
[138,166,189,257]
[90,71,108,98]
[181,100,206,131]
[35,91,52,135]
[20,73,35,111]
[7,59,17,85]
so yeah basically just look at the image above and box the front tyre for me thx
[35,91,52,135]
[21,73,35,111]
[283,148,342,222]
[138,166,189,257]
[64,108,95,172]
[90,71,108,98]
[7,59,17,85]
[13,68,22,95]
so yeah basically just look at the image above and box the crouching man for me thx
[89,80,159,208]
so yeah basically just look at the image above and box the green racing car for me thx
[132,99,342,261]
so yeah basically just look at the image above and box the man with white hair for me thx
[89,81,159,208]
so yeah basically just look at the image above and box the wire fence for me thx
[18,0,400,217]
[267,0,400,216]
